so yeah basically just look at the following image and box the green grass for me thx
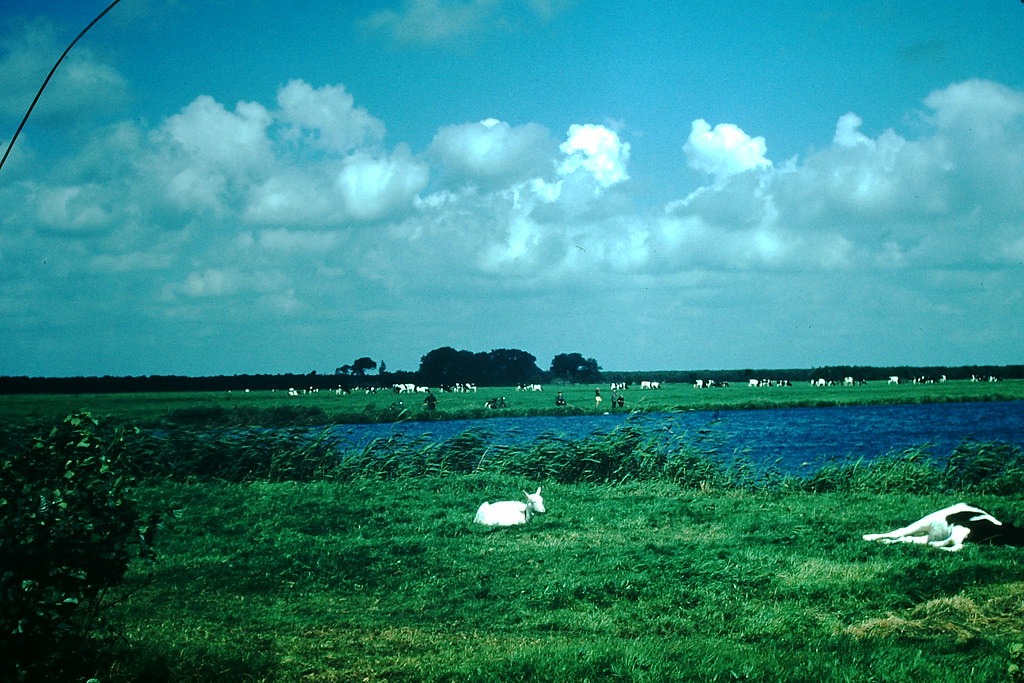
[2,379,1023,426]
[96,478,1024,682]
[5,387,1024,680]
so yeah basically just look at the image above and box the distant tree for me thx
[352,357,377,376]
[550,353,601,383]
[419,347,476,385]
[335,357,377,377]
[475,348,544,385]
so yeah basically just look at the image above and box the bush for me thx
[0,413,145,680]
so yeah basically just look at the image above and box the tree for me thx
[418,347,476,385]
[336,357,377,377]
[550,353,602,383]
[474,348,544,386]
[352,357,377,376]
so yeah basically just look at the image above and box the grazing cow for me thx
[888,376,900,385]
[473,488,546,526]
[862,503,1024,552]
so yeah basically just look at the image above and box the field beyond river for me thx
[3,380,1024,681]
[3,377,1023,426]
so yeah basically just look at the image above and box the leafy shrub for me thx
[0,413,145,680]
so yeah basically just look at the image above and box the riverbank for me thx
[7,412,1024,681]
[92,479,1024,681]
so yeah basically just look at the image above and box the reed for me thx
[114,415,1022,496]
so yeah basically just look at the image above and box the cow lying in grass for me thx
[862,503,1024,552]
[474,487,545,526]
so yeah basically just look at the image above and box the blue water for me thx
[325,401,1024,475]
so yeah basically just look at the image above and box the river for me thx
[325,401,1024,475]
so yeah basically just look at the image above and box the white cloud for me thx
[161,96,273,173]
[363,0,562,45]
[276,79,386,154]
[243,170,342,226]
[0,20,127,122]
[924,79,1024,139]
[6,66,1024,375]
[833,113,872,148]
[557,123,630,188]
[683,119,771,180]
[336,148,429,221]
[430,118,554,186]
[34,184,112,231]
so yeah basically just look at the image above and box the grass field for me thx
[4,382,1024,680]
[100,479,1024,682]
[2,378,1022,426]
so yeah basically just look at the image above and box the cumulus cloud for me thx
[672,79,1024,275]
[557,123,630,188]
[430,118,554,186]
[6,67,1024,375]
[833,113,872,147]
[683,119,771,180]
[276,79,386,154]
[144,81,428,224]
[161,96,273,172]
[336,148,430,221]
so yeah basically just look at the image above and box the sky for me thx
[1,0,1023,377]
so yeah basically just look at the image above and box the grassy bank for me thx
[5,401,1024,680]
[2,378,1022,426]
[98,478,1024,682]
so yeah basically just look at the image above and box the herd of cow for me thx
[284,374,1003,398]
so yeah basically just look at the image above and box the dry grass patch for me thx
[846,585,1024,644]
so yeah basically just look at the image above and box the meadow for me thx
[3,378,1022,427]
[3,381,1024,681]
[95,475,1024,681]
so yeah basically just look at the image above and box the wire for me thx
[0,0,124,176]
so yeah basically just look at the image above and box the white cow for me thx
[862,503,1024,552]
[474,488,546,526]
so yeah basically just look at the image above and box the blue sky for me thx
[2,0,1023,377]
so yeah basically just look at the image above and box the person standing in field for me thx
[555,391,566,406]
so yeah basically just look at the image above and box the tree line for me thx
[0,347,603,394]
[1,355,1021,394]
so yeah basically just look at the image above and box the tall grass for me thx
[119,416,1024,495]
